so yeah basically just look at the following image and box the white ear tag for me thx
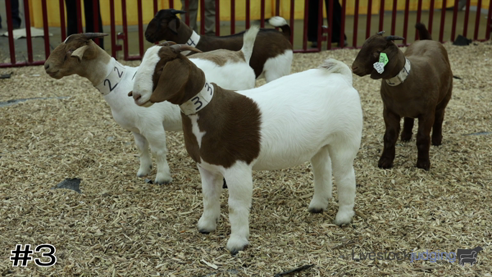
[373,62,385,74]
[373,52,389,74]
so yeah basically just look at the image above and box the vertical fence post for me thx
[428,0,434,36]
[463,0,471,38]
[415,0,423,40]
[327,0,333,50]
[245,0,250,29]
[473,0,483,40]
[439,0,446,42]
[486,0,492,40]
[403,0,410,45]
[353,0,359,47]
[137,0,144,57]
[365,0,372,38]
[200,0,205,34]
[23,0,34,63]
[42,0,50,59]
[451,0,459,41]
[59,0,66,40]
[378,0,384,32]
[290,0,295,46]
[391,0,397,35]
[231,0,235,34]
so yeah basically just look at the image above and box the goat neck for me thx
[94,57,128,96]
[78,45,114,86]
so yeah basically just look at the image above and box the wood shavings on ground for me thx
[0,42,490,276]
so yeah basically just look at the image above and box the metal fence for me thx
[0,0,490,68]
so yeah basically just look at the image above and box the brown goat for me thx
[352,24,453,170]
[144,9,293,82]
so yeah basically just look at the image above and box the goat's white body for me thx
[191,59,256,90]
[259,49,293,83]
[194,60,363,253]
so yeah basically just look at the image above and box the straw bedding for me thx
[0,42,491,276]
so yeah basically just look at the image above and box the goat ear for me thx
[71,45,89,61]
[150,58,190,103]
[168,18,180,34]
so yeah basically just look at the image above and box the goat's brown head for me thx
[44,33,108,79]
[351,32,404,79]
[130,44,203,107]
[145,9,186,43]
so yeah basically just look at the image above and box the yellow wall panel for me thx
[28,0,490,28]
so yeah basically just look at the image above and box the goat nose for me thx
[44,63,50,70]
[351,66,358,72]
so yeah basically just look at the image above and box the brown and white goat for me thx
[44,29,258,184]
[144,9,293,82]
[130,45,363,254]
[352,23,453,170]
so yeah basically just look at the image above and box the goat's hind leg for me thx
[328,143,357,225]
[308,146,332,213]
[197,165,223,233]
[133,132,152,178]
[400,117,414,141]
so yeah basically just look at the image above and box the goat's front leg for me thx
[223,163,253,254]
[378,109,401,169]
[416,114,434,170]
[400,117,414,141]
[197,165,223,233]
[133,132,152,177]
[143,129,173,184]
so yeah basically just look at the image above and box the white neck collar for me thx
[95,58,126,95]
[180,82,214,115]
[385,58,411,86]
[181,30,201,56]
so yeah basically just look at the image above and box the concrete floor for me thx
[0,4,490,66]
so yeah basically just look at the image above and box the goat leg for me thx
[401,117,414,141]
[416,114,434,170]
[431,106,447,146]
[378,109,401,169]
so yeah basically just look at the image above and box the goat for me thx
[130,44,363,254]
[44,27,258,184]
[351,23,453,170]
[144,9,293,83]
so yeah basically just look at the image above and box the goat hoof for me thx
[227,238,249,255]
[400,134,412,142]
[416,160,430,171]
[431,139,442,146]
[308,207,324,213]
[155,178,172,185]
[198,229,210,234]
[378,158,393,169]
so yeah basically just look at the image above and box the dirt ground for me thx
[0,41,491,276]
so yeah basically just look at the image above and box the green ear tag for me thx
[379,53,389,66]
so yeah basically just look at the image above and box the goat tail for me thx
[319,59,353,79]
[268,16,292,41]
[241,25,260,64]
[415,23,432,40]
